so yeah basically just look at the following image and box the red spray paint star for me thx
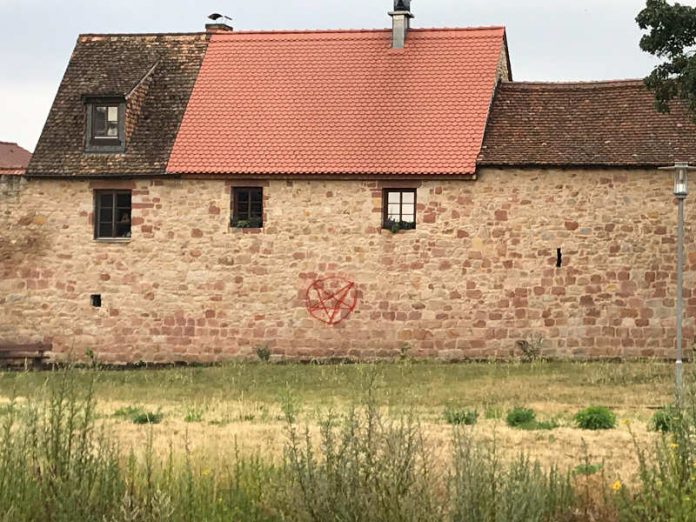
[305,278,358,325]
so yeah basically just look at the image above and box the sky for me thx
[0,0,685,152]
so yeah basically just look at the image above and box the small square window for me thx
[94,190,131,239]
[85,98,125,151]
[382,189,417,231]
[232,187,264,228]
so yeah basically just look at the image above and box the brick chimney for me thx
[389,0,414,49]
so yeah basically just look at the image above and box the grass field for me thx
[0,360,677,481]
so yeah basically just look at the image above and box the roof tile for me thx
[168,28,506,176]
[28,34,208,177]
[480,80,696,168]
[0,141,31,175]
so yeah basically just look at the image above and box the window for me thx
[85,98,125,151]
[93,105,120,139]
[232,187,263,228]
[383,189,416,231]
[94,191,131,239]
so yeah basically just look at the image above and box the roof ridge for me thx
[220,26,505,34]
[502,79,645,89]
[79,26,505,40]
[78,32,207,41]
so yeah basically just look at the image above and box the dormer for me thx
[82,61,158,154]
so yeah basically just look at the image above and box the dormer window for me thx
[94,105,119,139]
[85,97,125,152]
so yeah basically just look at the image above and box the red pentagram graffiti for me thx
[305,278,358,325]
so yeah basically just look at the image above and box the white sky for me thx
[0,0,687,151]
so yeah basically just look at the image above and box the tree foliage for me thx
[637,0,696,118]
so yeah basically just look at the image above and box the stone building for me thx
[2,4,696,363]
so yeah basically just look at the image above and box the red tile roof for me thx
[168,28,507,176]
[0,141,31,175]
[480,80,696,168]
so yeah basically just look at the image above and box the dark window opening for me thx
[232,187,263,228]
[90,294,102,308]
[556,248,563,268]
[93,105,120,139]
[95,190,131,239]
[85,98,125,150]
[382,189,417,231]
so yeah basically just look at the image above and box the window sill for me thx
[230,227,264,235]
[85,147,126,154]
[380,228,417,235]
[94,238,131,244]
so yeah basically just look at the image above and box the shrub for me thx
[575,406,616,430]
[255,345,271,363]
[650,405,679,433]
[506,407,536,427]
[516,335,544,363]
[444,406,478,426]
[505,407,559,431]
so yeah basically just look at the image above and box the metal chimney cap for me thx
[394,0,411,12]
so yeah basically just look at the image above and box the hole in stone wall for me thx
[556,248,563,268]
[91,294,102,308]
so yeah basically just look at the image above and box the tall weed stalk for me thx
[282,396,444,521]
[450,428,575,522]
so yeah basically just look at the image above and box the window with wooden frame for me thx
[231,187,263,229]
[94,191,132,239]
[85,97,126,152]
[383,188,416,231]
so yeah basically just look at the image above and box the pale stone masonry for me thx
[1,170,693,362]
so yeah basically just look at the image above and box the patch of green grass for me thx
[114,405,163,425]
[184,406,204,423]
[113,405,145,419]
[573,462,603,476]
[506,407,558,431]
[484,406,503,420]
[516,419,559,431]
[443,406,478,426]
[0,362,674,413]
[131,411,163,425]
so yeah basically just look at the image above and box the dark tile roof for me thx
[0,141,31,175]
[27,33,209,177]
[479,80,696,168]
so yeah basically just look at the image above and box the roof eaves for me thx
[477,161,670,170]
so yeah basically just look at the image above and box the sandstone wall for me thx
[0,169,693,363]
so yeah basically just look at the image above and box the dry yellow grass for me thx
[0,361,676,481]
